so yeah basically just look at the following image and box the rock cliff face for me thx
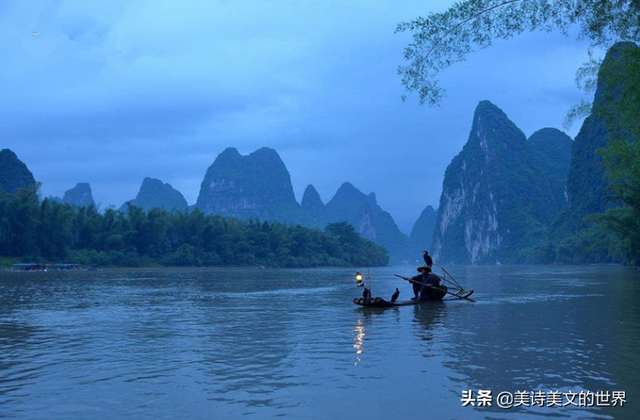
[554,42,640,236]
[0,149,36,194]
[322,182,409,263]
[195,147,303,223]
[409,205,437,260]
[122,177,188,213]
[431,101,557,264]
[528,128,573,211]
[63,183,96,208]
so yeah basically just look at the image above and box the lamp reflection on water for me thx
[352,318,365,366]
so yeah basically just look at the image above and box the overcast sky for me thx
[0,0,593,234]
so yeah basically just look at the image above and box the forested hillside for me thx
[0,189,389,268]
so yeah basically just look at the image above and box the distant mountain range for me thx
[0,146,413,263]
[3,43,635,265]
[121,177,188,213]
[300,182,410,263]
[193,148,410,263]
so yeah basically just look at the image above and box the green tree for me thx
[595,42,640,263]
[0,191,390,268]
[600,136,640,264]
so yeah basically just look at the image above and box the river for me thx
[1,265,638,419]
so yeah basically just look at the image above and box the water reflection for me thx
[428,266,640,419]
[0,321,45,398]
[1,266,639,420]
[352,318,365,366]
[412,302,447,347]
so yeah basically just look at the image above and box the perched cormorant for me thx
[423,250,433,268]
[391,287,400,302]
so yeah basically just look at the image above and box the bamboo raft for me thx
[353,265,475,308]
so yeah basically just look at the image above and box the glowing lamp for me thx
[355,271,363,286]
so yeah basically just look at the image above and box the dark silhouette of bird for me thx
[391,288,400,302]
[423,251,433,267]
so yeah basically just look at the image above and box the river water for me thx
[1,265,638,419]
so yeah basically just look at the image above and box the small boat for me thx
[353,286,475,308]
[351,265,475,307]
[354,287,448,308]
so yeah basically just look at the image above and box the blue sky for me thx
[0,0,592,233]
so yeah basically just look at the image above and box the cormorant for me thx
[391,287,400,302]
[423,250,433,267]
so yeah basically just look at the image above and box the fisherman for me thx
[394,267,475,303]
[410,266,430,300]
[419,269,441,300]
[409,266,443,300]
[362,286,371,300]
[423,250,433,268]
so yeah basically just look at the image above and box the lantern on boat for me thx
[355,271,363,286]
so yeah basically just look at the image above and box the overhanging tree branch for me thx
[396,0,640,107]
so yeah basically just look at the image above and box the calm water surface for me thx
[1,265,639,419]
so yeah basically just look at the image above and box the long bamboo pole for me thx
[394,274,475,302]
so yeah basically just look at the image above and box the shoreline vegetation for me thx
[1,186,639,269]
[2,258,634,270]
[0,189,389,269]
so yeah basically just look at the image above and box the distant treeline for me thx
[0,189,389,267]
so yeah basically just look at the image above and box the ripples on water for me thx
[1,266,639,419]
